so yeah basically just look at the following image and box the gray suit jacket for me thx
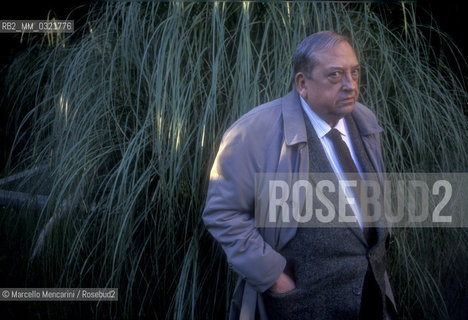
[202,90,395,319]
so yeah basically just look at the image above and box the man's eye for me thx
[330,71,341,78]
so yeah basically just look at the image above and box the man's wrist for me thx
[269,272,296,294]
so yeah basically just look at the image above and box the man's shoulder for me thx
[352,101,382,134]
[231,96,283,127]
[223,95,285,139]
[354,102,376,118]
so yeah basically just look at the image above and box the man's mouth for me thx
[339,97,355,104]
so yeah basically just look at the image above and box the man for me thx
[202,31,397,319]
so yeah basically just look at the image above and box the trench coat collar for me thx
[281,90,383,146]
[282,90,308,146]
[351,101,383,136]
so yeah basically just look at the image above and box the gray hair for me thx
[292,31,353,84]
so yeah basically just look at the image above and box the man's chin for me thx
[336,102,355,116]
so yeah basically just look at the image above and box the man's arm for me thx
[202,125,287,293]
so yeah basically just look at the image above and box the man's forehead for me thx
[313,43,359,67]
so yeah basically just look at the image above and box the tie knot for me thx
[326,128,342,142]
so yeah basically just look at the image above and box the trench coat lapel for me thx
[347,110,388,246]
[282,90,333,177]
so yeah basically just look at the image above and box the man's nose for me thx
[342,72,357,91]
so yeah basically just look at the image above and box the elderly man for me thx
[202,31,397,320]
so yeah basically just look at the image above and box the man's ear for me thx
[295,72,307,98]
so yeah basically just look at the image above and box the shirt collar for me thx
[299,96,347,139]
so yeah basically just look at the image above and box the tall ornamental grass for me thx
[2,2,467,319]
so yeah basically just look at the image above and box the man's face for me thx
[296,41,360,127]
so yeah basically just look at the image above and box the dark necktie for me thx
[326,128,377,246]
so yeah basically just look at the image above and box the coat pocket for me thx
[263,288,302,320]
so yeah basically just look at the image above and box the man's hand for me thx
[268,272,296,294]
